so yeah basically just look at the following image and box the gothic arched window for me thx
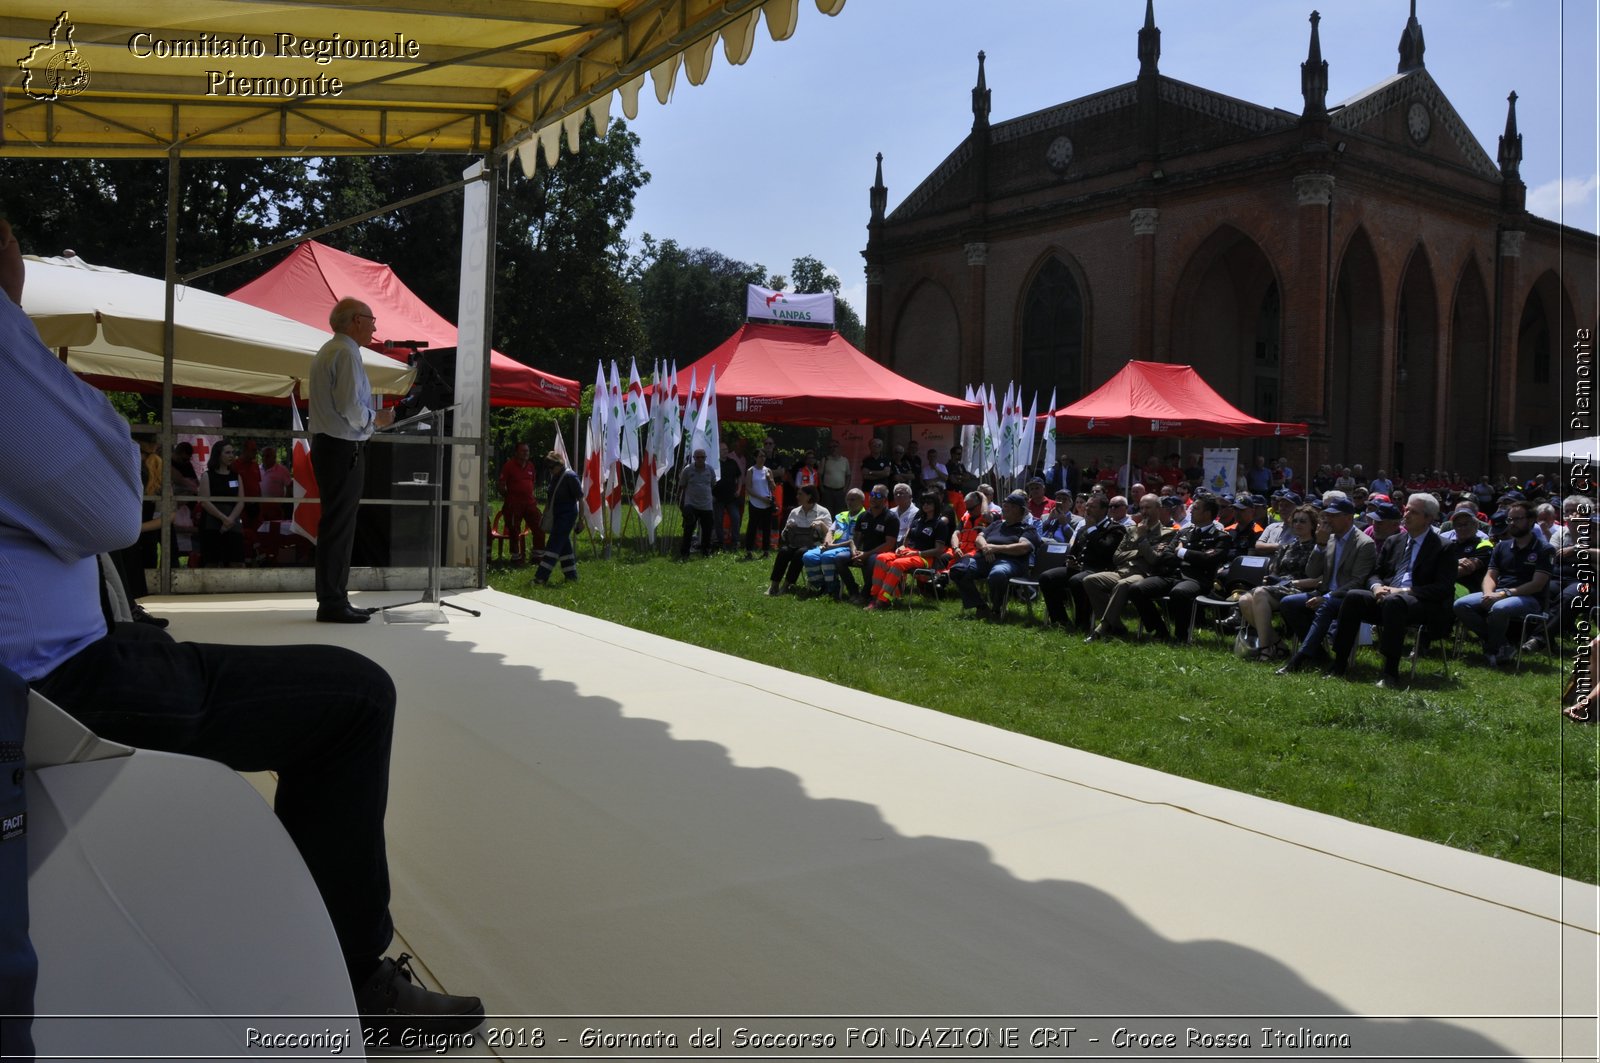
[1020,257,1084,404]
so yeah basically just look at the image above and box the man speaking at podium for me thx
[310,298,394,623]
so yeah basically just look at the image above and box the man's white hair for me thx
[1408,492,1441,522]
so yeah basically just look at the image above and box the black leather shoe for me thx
[352,605,380,615]
[1275,656,1305,675]
[130,604,170,629]
[1375,673,1403,689]
[355,953,483,1040]
[316,604,371,624]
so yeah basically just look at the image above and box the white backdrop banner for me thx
[746,284,834,327]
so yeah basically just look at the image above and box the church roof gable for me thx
[1330,69,1499,180]
[1155,79,1297,135]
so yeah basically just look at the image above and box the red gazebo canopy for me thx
[1054,361,1307,438]
[229,240,580,408]
[660,322,980,426]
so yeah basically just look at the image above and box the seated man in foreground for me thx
[948,490,1041,618]
[0,220,483,1038]
[1453,501,1553,667]
[1328,492,1455,687]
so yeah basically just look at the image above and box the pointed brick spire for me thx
[971,51,990,130]
[869,152,887,225]
[1301,10,1328,118]
[1138,0,1161,78]
[1397,0,1425,73]
[1498,91,1522,178]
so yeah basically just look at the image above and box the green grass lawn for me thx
[490,546,1598,885]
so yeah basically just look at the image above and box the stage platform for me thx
[148,588,1597,1061]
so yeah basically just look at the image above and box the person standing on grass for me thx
[713,440,743,549]
[497,441,540,562]
[741,448,776,559]
[678,448,718,560]
[534,452,582,585]
[819,440,851,516]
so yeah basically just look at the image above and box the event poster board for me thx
[1205,447,1239,497]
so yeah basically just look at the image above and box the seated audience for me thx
[838,485,899,602]
[801,488,865,598]
[865,491,954,610]
[922,448,948,496]
[1082,494,1177,641]
[1453,501,1554,666]
[948,490,1041,618]
[1155,493,1232,642]
[767,484,831,596]
[1439,502,1493,592]
[1038,490,1083,544]
[888,483,916,545]
[1275,497,1377,673]
[1237,504,1321,660]
[1326,492,1455,686]
[1040,493,1125,630]
[1023,478,1054,524]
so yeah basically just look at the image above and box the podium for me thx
[378,405,479,623]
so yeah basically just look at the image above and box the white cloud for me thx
[1526,174,1600,231]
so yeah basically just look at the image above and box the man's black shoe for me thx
[130,604,170,629]
[1275,656,1306,675]
[1375,672,1403,690]
[355,953,484,1041]
[352,605,380,615]
[316,604,371,624]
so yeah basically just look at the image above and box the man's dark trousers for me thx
[34,623,396,980]
[311,434,364,608]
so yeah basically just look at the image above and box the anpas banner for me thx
[746,284,834,327]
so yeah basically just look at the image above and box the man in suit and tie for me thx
[1328,491,1456,687]
[1276,496,1377,673]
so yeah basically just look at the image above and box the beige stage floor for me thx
[153,588,1597,1062]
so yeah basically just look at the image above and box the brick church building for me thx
[862,1,1597,476]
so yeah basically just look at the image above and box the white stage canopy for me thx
[22,254,416,400]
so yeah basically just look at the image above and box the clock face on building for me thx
[1407,102,1431,144]
[1046,135,1074,173]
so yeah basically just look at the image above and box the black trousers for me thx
[34,623,396,981]
[1127,575,1175,632]
[1039,566,1081,627]
[1332,590,1433,674]
[1167,577,1208,640]
[310,434,365,608]
[680,506,714,557]
[769,547,807,585]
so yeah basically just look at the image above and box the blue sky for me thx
[620,0,1598,316]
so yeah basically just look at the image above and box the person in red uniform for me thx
[497,441,542,561]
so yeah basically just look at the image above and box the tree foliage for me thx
[630,237,769,365]
[0,156,313,280]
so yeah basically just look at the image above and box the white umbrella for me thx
[1507,437,1600,465]
[21,254,415,399]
